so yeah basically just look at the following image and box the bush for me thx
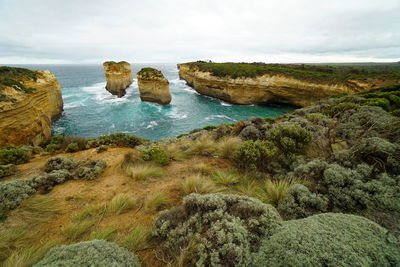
[0,179,36,213]
[253,213,400,267]
[238,125,261,141]
[141,146,170,166]
[277,184,329,219]
[365,97,390,111]
[45,143,60,154]
[96,145,108,153]
[33,240,141,267]
[0,164,16,178]
[76,160,107,180]
[269,125,312,154]
[45,156,77,172]
[65,142,79,153]
[0,147,31,165]
[233,140,278,171]
[153,193,281,266]
[96,132,147,148]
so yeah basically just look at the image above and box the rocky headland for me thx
[103,61,133,97]
[137,68,171,105]
[178,61,400,107]
[0,67,63,146]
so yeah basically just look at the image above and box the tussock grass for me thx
[211,170,241,186]
[215,136,242,159]
[145,192,171,212]
[181,175,219,195]
[71,204,106,223]
[62,219,95,241]
[106,194,136,215]
[65,192,97,204]
[87,225,118,241]
[119,225,151,251]
[234,178,260,198]
[187,135,216,156]
[120,151,143,171]
[2,240,59,267]
[18,196,62,224]
[191,163,213,176]
[258,179,302,205]
[125,163,165,180]
[163,143,188,161]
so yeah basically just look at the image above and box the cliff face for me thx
[137,68,171,105]
[0,70,63,146]
[178,64,390,107]
[103,61,133,97]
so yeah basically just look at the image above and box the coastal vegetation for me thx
[183,61,400,82]
[0,81,399,266]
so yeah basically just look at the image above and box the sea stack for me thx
[103,61,133,97]
[137,68,171,105]
[0,66,63,146]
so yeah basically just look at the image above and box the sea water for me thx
[10,64,294,140]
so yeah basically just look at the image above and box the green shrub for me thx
[96,145,108,153]
[233,140,278,170]
[32,170,72,193]
[269,125,312,154]
[0,147,31,165]
[33,240,141,267]
[253,213,400,266]
[238,125,261,141]
[76,160,107,180]
[0,179,36,213]
[324,102,361,117]
[277,184,329,219]
[365,98,390,111]
[391,109,400,117]
[0,164,16,178]
[203,125,218,131]
[141,146,170,166]
[95,132,147,148]
[45,156,77,172]
[65,143,79,153]
[45,143,60,154]
[153,193,281,266]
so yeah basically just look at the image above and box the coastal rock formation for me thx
[103,61,133,97]
[137,68,171,105]
[0,67,63,146]
[178,63,397,107]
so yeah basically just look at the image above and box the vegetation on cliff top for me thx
[182,61,400,83]
[137,67,165,80]
[0,66,39,101]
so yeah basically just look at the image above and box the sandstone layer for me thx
[137,68,171,105]
[103,61,133,97]
[178,64,394,107]
[0,69,63,146]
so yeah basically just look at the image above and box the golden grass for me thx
[87,225,118,241]
[65,192,97,204]
[120,151,144,170]
[145,192,171,212]
[181,175,219,195]
[187,134,216,156]
[125,163,165,180]
[18,196,62,224]
[71,204,106,223]
[215,136,242,159]
[190,163,213,176]
[62,219,95,241]
[211,170,241,186]
[258,179,301,205]
[106,193,137,215]
[119,225,151,251]
[163,143,188,161]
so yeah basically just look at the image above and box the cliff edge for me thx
[0,66,63,146]
[178,62,400,107]
[137,68,171,105]
[103,61,133,97]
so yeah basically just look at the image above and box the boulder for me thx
[137,68,171,105]
[103,61,133,97]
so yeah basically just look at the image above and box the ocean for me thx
[10,63,294,140]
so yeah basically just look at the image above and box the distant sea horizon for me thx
[7,63,295,140]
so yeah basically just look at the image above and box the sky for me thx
[0,0,399,64]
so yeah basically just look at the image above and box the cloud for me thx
[0,0,399,63]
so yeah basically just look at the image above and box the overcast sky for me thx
[0,0,399,64]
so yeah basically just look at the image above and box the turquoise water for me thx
[11,64,294,140]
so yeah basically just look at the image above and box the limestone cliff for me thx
[0,67,63,146]
[178,63,397,107]
[103,61,133,97]
[137,68,171,105]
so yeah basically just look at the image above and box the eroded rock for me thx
[103,61,133,97]
[137,68,171,105]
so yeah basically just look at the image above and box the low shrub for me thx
[45,143,60,154]
[253,213,400,266]
[95,132,147,148]
[32,170,72,193]
[152,193,282,266]
[45,156,77,172]
[96,145,108,153]
[0,164,16,178]
[76,160,107,180]
[233,140,278,171]
[65,142,79,153]
[239,125,261,141]
[141,146,170,166]
[0,179,36,213]
[33,240,141,267]
[0,147,31,165]
[365,97,391,111]
[269,125,312,154]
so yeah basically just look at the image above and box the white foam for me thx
[220,101,233,106]
[146,121,158,129]
[81,82,137,104]
[64,102,86,109]
[168,108,188,120]
[205,114,235,121]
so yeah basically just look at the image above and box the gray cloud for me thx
[0,0,399,63]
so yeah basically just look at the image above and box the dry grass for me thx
[181,175,219,195]
[120,151,143,170]
[187,135,216,156]
[125,163,165,180]
[215,137,242,159]
[258,179,301,205]
[106,193,137,215]
[71,204,106,223]
[119,225,151,251]
[190,163,213,176]
[163,143,188,161]
[211,170,241,186]
[18,196,62,224]
[145,192,171,212]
